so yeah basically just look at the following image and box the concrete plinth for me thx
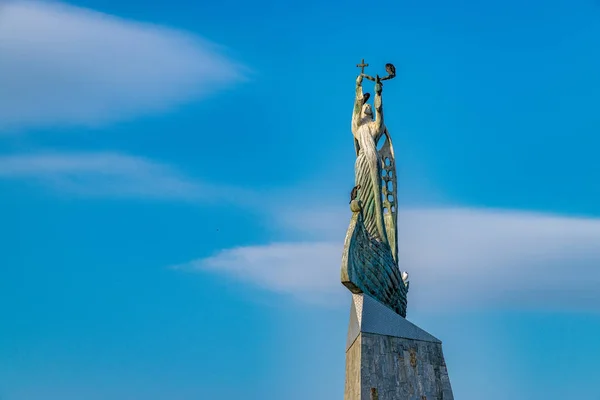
[344,294,454,400]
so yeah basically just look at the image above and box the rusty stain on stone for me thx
[370,387,379,400]
[409,348,417,368]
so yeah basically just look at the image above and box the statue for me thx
[341,59,410,318]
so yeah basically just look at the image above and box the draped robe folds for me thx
[341,76,408,318]
[353,100,388,245]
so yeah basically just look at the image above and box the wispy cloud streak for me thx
[0,0,245,131]
[176,206,600,313]
[0,152,235,201]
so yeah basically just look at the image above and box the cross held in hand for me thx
[357,58,369,74]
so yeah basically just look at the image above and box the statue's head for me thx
[361,103,373,120]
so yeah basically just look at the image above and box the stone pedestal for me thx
[344,294,454,400]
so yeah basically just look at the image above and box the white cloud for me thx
[171,242,344,304]
[0,0,244,131]
[0,152,237,200]
[176,207,600,313]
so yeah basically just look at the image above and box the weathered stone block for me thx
[344,294,454,400]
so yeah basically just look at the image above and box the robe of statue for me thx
[341,74,408,318]
[352,78,389,246]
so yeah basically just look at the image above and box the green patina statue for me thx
[341,59,409,318]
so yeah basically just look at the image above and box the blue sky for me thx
[0,0,599,399]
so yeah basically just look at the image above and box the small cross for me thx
[356,58,369,74]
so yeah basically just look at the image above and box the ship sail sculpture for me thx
[341,59,409,318]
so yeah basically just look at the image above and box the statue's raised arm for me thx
[374,76,384,133]
[351,74,365,134]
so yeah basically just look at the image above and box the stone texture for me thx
[345,294,453,400]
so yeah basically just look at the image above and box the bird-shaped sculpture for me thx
[401,271,409,283]
[401,271,410,290]
[349,185,361,203]
[385,63,396,78]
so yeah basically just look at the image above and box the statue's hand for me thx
[356,74,363,85]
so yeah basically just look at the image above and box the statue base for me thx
[344,294,454,400]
